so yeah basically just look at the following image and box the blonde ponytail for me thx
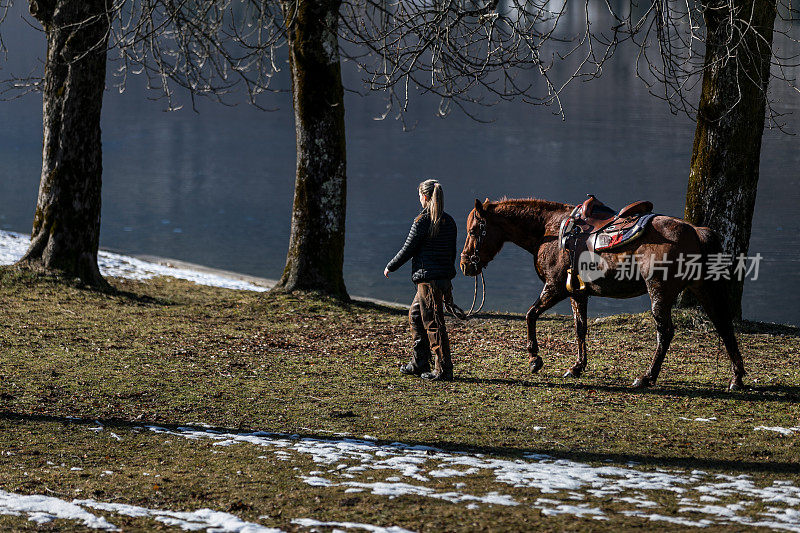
[419,179,444,237]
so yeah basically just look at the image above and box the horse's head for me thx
[461,198,505,277]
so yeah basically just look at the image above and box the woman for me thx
[384,179,458,381]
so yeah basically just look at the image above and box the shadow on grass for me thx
[349,298,799,338]
[346,299,408,317]
[347,298,530,322]
[454,376,800,402]
[1,410,797,476]
[0,265,173,306]
[106,285,174,307]
[737,320,800,336]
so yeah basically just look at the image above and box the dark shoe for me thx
[400,362,429,377]
[420,371,453,381]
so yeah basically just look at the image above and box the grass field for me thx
[0,268,798,531]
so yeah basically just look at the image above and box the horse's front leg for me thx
[564,295,588,378]
[526,283,567,373]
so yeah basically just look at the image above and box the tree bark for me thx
[680,0,777,318]
[274,0,348,299]
[17,0,110,287]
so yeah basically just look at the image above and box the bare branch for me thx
[339,0,629,120]
[621,0,795,129]
[1,0,288,110]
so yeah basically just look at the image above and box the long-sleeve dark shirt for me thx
[386,210,458,282]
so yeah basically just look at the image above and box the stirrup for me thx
[566,268,585,293]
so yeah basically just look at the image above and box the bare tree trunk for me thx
[274,0,348,299]
[679,0,776,318]
[17,0,110,287]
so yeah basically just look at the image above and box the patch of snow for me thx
[679,503,749,518]
[0,231,27,266]
[0,491,117,530]
[428,467,479,478]
[78,500,283,532]
[300,476,334,487]
[622,510,714,528]
[615,496,658,508]
[331,481,517,507]
[693,476,800,507]
[140,424,800,530]
[535,499,605,519]
[763,506,800,528]
[0,230,267,292]
[754,426,800,436]
[292,518,415,533]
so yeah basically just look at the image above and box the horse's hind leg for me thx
[526,282,567,373]
[564,295,588,378]
[689,280,746,391]
[633,284,678,388]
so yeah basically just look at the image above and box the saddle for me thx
[579,196,653,234]
[558,195,656,292]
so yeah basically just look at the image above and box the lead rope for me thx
[446,217,487,321]
[445,271,485,320]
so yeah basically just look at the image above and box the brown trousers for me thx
[409,280,453,375]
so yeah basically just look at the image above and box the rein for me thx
[448,217,487,321]
[446,271,485,320]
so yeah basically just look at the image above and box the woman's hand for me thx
[384,268,390,278]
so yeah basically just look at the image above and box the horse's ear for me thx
[474,199,485,217]
[484,197,490,204]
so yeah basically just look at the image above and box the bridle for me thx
[461,217,487,273]
[449,217,486,320]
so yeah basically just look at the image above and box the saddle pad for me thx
[592,213,658,252]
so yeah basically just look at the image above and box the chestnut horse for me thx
[460,198,746,391]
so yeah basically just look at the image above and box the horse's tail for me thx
[689,225,745,382]
[692,226,728,290]
[695,226,723,258]
[690,225,734,320]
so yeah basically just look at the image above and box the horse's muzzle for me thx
[460,257,482,277]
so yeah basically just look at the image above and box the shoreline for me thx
[131,252,409,310]
[0,229,407,310]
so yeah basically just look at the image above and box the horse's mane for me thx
[490,197,570,217]
[473,196,570,239]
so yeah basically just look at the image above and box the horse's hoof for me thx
[632,376,652,388]
[563,367,582,378]
[529,356,543,374]
[728,378,744,392]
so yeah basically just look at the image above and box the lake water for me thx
[1,6,798,325]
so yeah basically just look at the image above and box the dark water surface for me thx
[1,8,798,325]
